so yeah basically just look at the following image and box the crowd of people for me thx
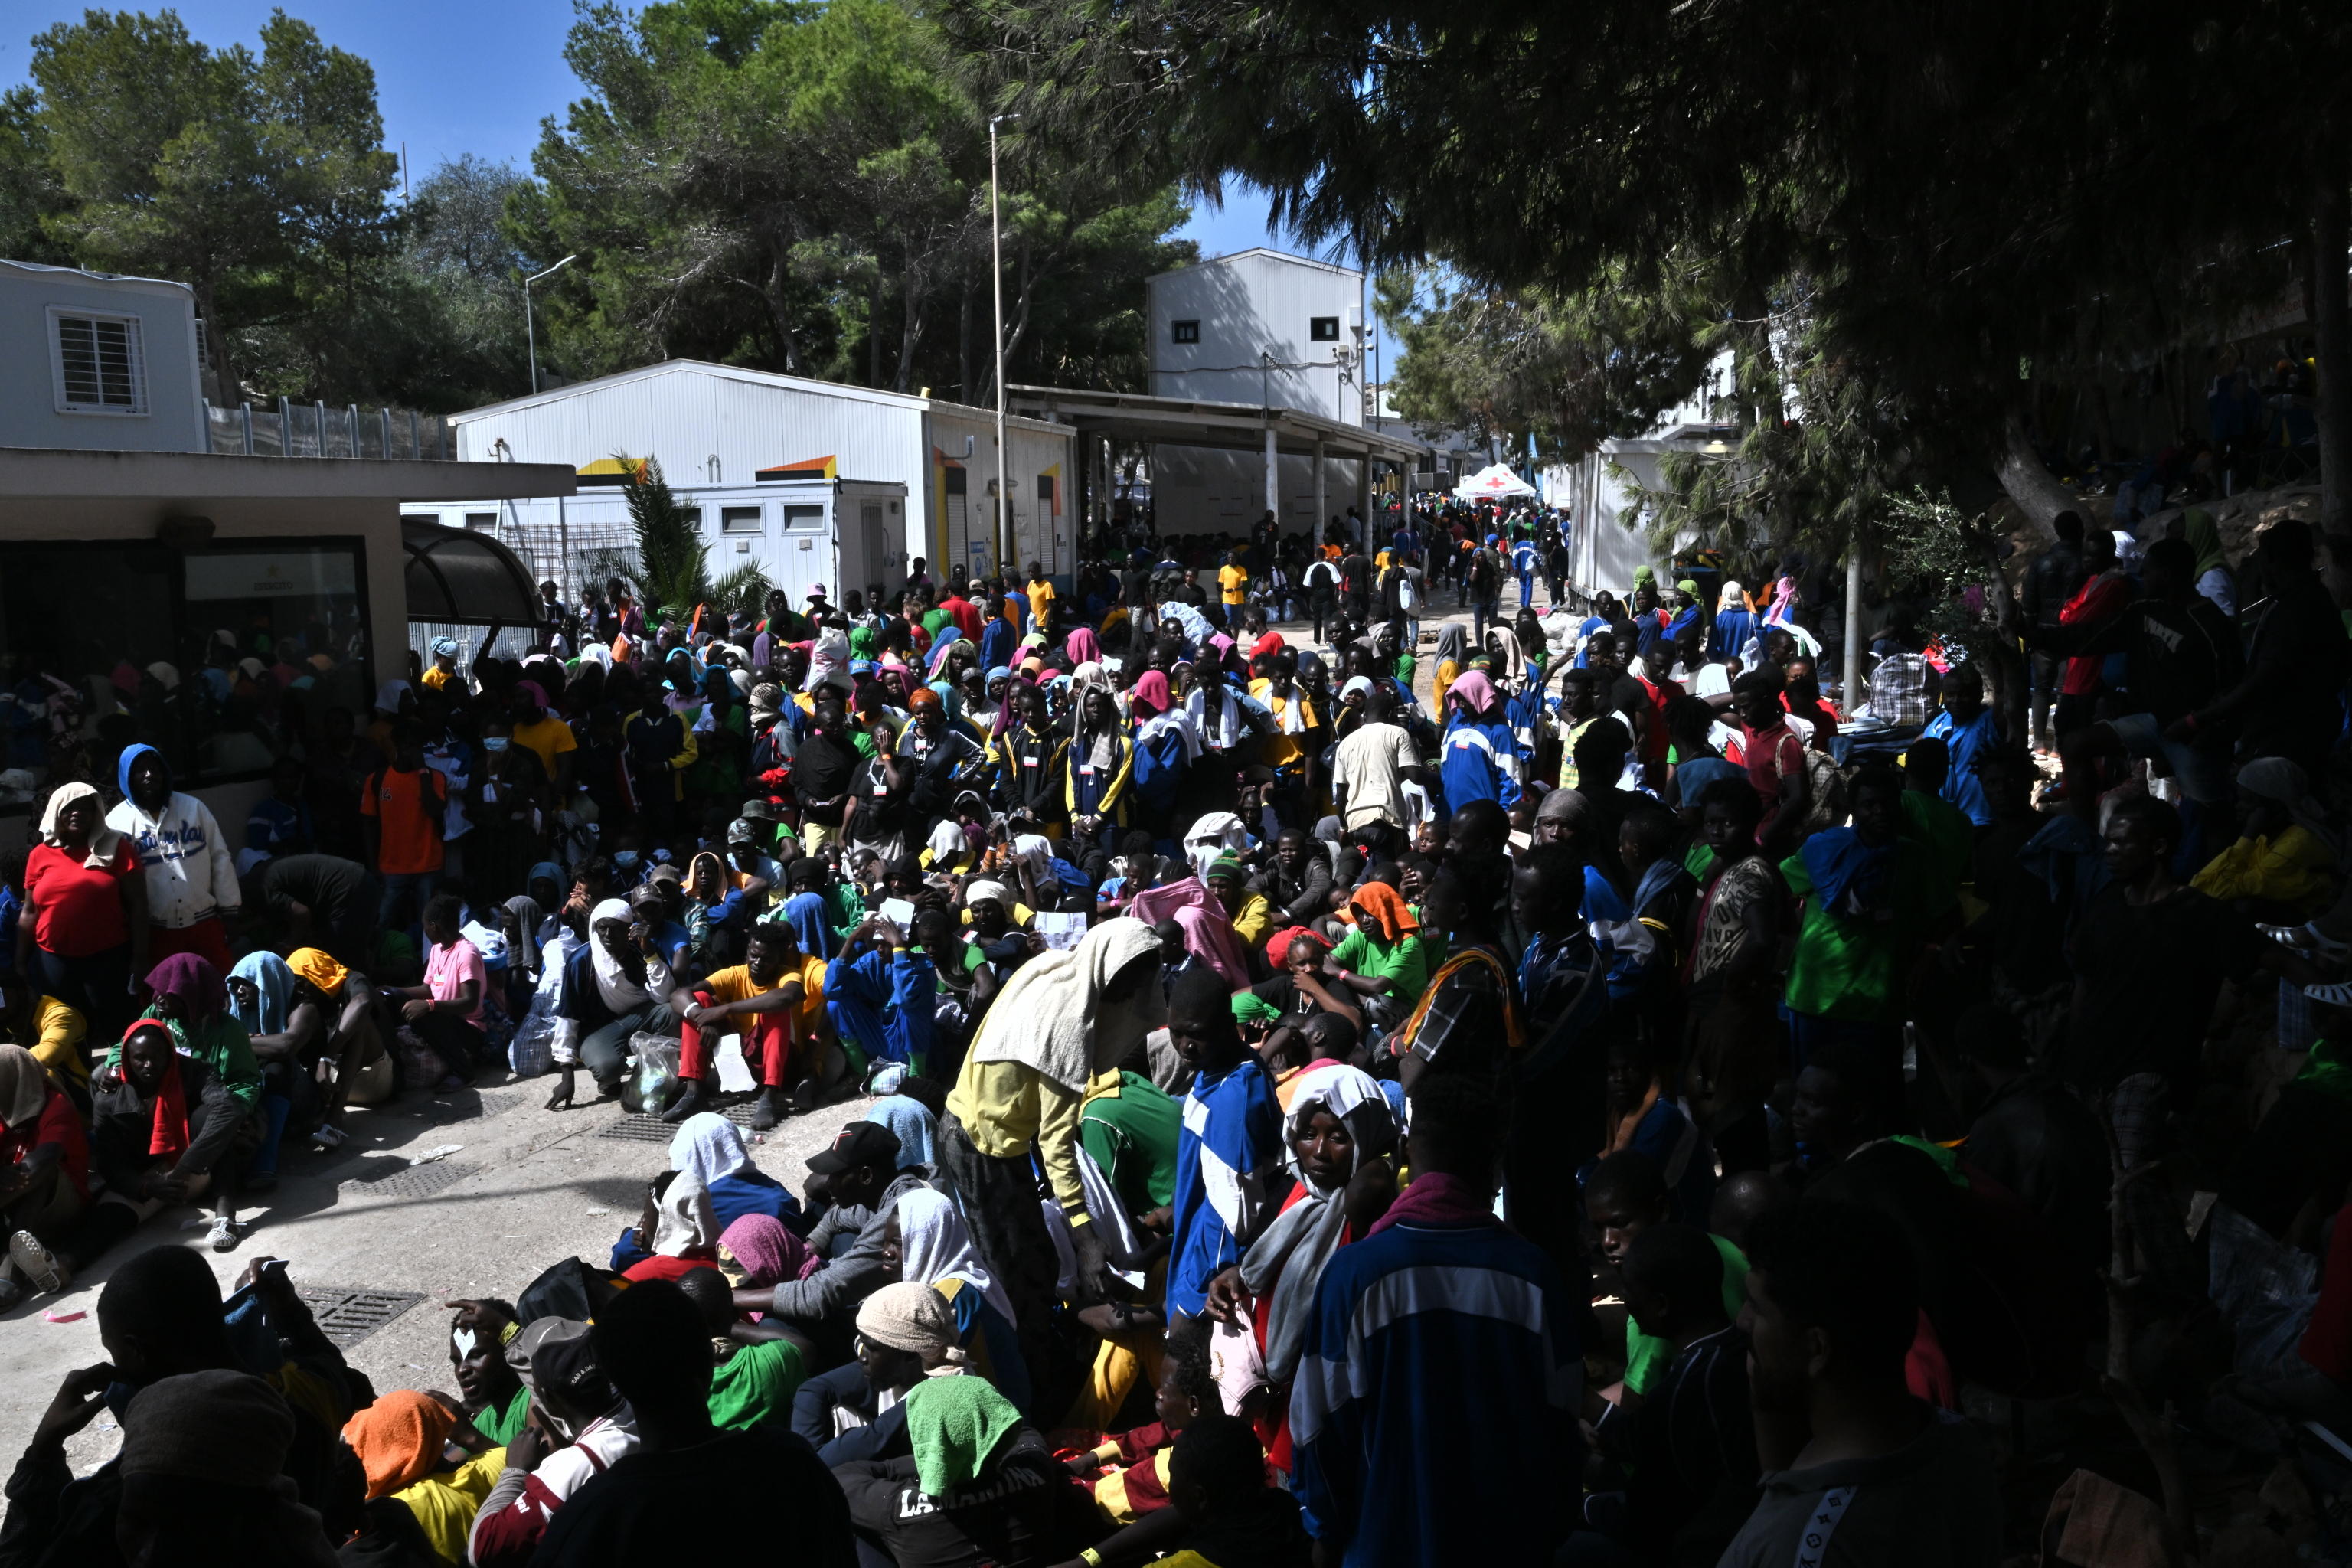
[4,492,2352,1566]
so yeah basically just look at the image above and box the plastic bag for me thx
[622,1033,682,1116]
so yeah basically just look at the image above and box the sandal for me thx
[207,1215,241,1253]
[2304,982,2352,1008]
[8,1230,68,1295]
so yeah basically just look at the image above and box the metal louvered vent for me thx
[295,1287,427,1348]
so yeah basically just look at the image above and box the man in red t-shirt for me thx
[1735,672,1810,854]
[361,723,446,934]
[2051,526,2130,736]
[939,581,983,643]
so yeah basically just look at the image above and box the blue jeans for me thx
[378,871,439,937]
[1473,597,1501,645]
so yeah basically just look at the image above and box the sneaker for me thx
[207,1215,240,1253]
[9,1230,68,1295]
[659,1080,710,1123]
[789,1076,820,1115]
[2305,982,2352,1007]
[312,1123,348,1149]
[747,1087,782,1132]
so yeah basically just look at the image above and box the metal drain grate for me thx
[340,1161,475,1199]
[595,1115,678,1143]
[296,1286,427,1347]
[426,1089,521,1122]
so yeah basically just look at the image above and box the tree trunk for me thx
[764,253,806,376]
[192,276,234,405]
[2314,155,2351,542]
[868,276,883,388]
[893,266,926,396]
[1996,413,2081,534]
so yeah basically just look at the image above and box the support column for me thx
[1842,535,1864,714]
[1313,439,1327,541]
[1355,453,1372,532]
[1264,426,1279,525]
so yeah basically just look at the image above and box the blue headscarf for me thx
[782,890,836,961]
[227,951,296,1037]
[866,1094,939,1170]
[1798,825,1896,916]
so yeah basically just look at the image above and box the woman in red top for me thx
[0,1042,88,1309]
[16,782,146,1047]
[1202,1063,1398,1469]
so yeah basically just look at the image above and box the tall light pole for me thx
[524,254,578,396]
[990,115,1018,580]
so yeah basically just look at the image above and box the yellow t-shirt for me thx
[418,664,457,692]
[700,957,826,1034]
[394,1449,505,1566]
[1026,580,1057,625]
[510,714,578,778]
[1219,564,1248,606]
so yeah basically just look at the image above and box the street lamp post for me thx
[990,114,1018,580]
[524,254,578,397]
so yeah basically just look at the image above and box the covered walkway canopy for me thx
[402,516,542,624]
[1006,384,1429,539]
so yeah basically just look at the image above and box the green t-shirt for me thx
[1898,789,1973,916]
[475,1380,532,1447]
[708,1337,805,1432]
[1080,1070,1183,1212]
[1776,841,1939,1024]
[1330,927,1431,1001]
[923,607,956,639]
[1624,1233,1749,1396]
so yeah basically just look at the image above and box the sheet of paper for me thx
[880,897,917,929]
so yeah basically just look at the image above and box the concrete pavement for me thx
[1,1070,875,1490]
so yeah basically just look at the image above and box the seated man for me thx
[70,1020,260,1266]
[470,1320,640,1568]
[733,1123,923,1366]
[791,1280,962,1465]
[665,922,831,1129]
[674,1266,808,1432]
[834,1361,1106,1567]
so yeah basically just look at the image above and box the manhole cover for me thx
[340,1161,475,1199]
[296,1286,427,1347]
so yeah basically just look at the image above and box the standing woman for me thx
[1065,688,1135,865]
[463,710,550,905]
[941,917,1163,1416]
[18,783,145,1046]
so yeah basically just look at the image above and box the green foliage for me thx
[710,562,774,618]
[524,0,1195,397]
[27,8,403,401]
[619,458,714,621]
[940,0,2351,538]
[1376,263,1711,456]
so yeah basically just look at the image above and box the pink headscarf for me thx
[719,1214,820,1288]
[1065,626,1102,665]
[1130,669,1173,718]
[1446,670,1499,717]
[1127,876,1252,988]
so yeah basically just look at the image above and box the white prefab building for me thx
[433,362,1080,601]
[1140,248,1406,536]
[0,260,207,454]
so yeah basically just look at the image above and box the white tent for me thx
[1452,463,1538,501]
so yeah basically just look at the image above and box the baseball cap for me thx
[806,1121,901,1175]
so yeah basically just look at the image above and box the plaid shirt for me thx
[1868,652,1932,727]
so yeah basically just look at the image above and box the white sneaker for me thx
[207,1215,240,1253]
[8,1230,67,1294]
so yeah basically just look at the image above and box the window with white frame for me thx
[51,309,149,414]
[720,505,764,534]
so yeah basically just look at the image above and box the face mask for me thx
[614,851,640,868]
[483,737,510,753]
